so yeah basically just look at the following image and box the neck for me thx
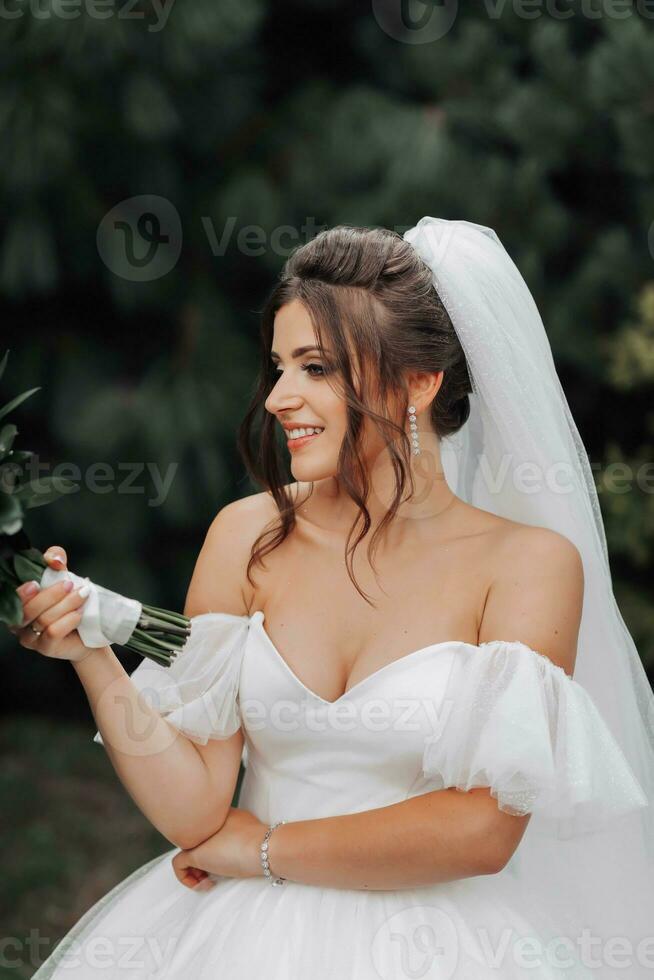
[309,433,459,542]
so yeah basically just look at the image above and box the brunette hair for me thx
[236,224,472,604]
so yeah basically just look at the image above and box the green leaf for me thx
[0,555,15,581]
[0,461,21,494]
[0,490,23,535]
[0,386,41,423]
[12,476,77,509]
[0,581,23,627]
[0,424,18,458]
[13,552,45,584]
[21,545,45,563]
[0,350,8,383]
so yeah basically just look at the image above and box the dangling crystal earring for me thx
[408,404,420,456]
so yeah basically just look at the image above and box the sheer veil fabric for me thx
[403,218,654,967]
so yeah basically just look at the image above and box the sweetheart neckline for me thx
[250,611,472,705]
[244,610,569,705]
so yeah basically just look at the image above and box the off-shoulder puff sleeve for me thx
[93,612,250,748]
[422,639,649,836]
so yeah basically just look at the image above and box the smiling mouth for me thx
[286,427,324,447]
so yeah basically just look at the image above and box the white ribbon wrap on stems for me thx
[39,566,143,648]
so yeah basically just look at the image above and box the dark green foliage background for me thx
[1,1,654,975]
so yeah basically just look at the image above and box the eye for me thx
[302,362,325,377]
[272,362,326,378]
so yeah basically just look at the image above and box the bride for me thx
[14,218,654,978]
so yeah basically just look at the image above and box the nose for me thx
[265,371,303,416]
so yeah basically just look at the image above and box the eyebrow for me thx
[269,345,330,360]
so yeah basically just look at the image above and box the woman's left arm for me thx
[173,786,529,891]
[257,785,529,888]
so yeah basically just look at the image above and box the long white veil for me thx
[404,217,654,976]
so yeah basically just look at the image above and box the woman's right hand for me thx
[8,546,98,663]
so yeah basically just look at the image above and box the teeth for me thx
[288,427,324,439]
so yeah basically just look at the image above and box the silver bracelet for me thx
[260,820,287,886]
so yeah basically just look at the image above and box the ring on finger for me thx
[30,621,44,637]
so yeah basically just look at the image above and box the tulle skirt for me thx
[31,848,596,979]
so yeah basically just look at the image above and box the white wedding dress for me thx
[32,609,649,980]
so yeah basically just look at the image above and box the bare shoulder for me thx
[489,519,584,572]
[478,521,585,676]
[183,486,295,619]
